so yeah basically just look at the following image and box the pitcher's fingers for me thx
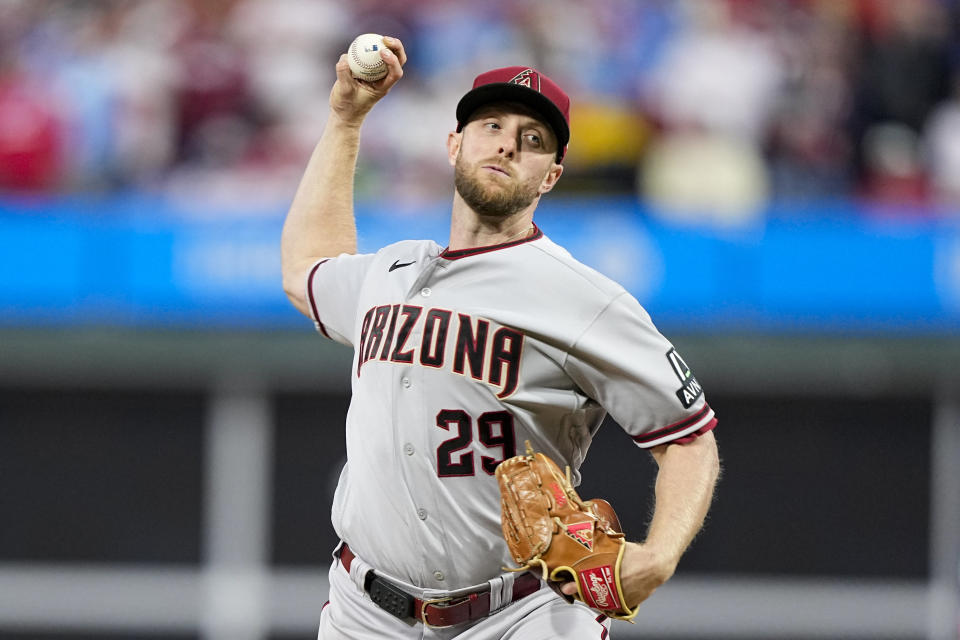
[382,36,407,66]
[335,54,354,81]
[378,46,404,84]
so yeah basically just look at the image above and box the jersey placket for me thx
[394,257,454,587]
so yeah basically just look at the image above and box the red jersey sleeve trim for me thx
[632,404,716,447]
[670,418,718,444]
[307,259,332,339]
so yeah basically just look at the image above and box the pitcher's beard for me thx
[454,159,541,218]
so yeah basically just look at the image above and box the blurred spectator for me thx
[0,45,63,192]
[860,121,929,207]
[174,0,252,168]
[644,0,783,141]
[642,130,769,227]
[923,69,960,211]
[638,0,780,225]
[765,1,857,203]
[850,0,952,206]
[55,1,180,189]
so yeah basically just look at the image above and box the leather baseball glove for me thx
[495,443,640,621]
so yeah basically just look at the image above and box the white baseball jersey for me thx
[305,225,716,591]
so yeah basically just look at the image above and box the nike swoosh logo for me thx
[389,259,416,272]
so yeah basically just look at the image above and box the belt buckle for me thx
[419,595,456,629]
[367,574,415,620]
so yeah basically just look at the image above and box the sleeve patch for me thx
[667,347,703,409]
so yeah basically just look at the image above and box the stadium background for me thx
[1,0,959,638]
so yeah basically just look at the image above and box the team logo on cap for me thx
[509,68,540,92]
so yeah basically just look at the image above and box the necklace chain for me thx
[502,225,534,243]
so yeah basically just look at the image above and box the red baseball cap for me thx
[456,66,570,162]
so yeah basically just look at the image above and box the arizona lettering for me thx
[357,304,523,398]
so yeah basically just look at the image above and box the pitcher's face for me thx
[450,104,562,218]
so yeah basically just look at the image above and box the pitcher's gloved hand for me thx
[495,445,639,621]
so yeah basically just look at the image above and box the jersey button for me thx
[434,571,445,581]
[417,508,428,520]
[401,377,411,388]
[404,443,415,456]
[420,287,432,297]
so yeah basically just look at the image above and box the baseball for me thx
[348,33,388,82]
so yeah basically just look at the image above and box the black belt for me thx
[339,544,542,628]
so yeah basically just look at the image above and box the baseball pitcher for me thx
[281,36,720,638]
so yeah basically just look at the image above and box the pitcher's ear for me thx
[539,163,564,194]
[447,132,462,167]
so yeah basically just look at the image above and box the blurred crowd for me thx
[1,0,959,222]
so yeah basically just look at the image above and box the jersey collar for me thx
[440,223,543,261]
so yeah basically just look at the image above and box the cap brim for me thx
[456,83,569,154]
